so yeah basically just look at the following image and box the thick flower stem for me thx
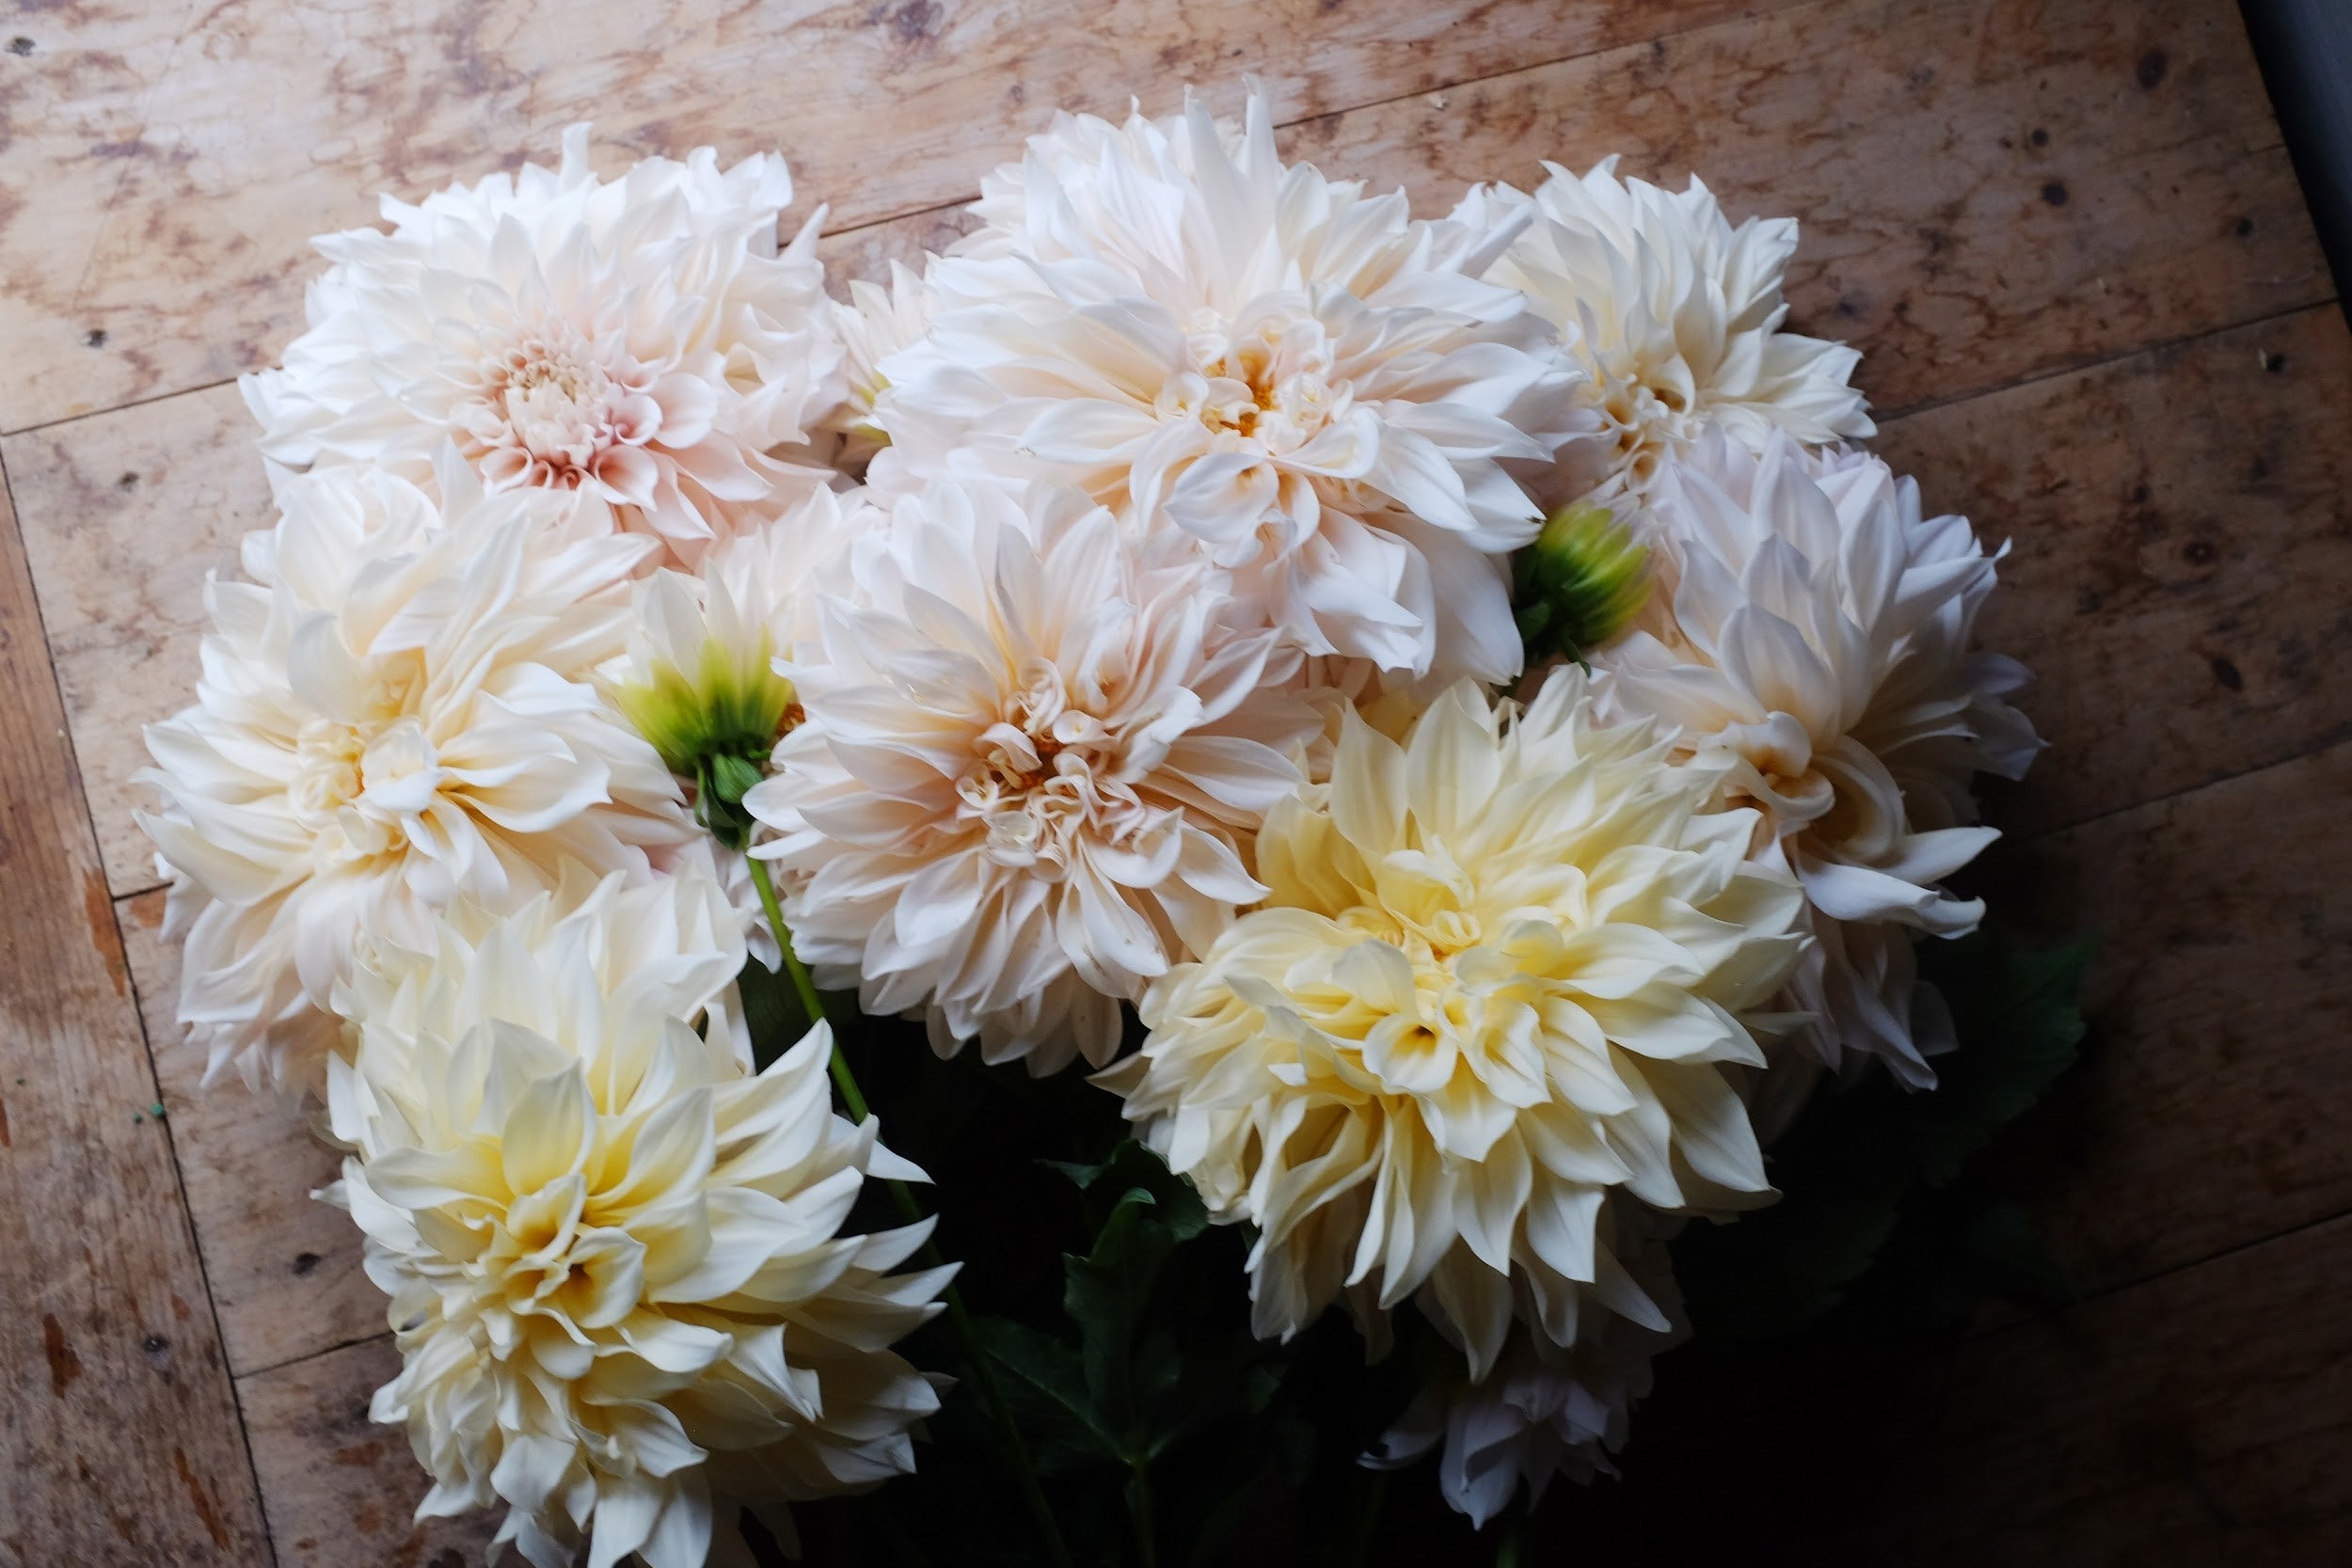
[743,851,1075,1568]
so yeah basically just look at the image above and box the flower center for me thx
[461,319,659,488]
[1168,311,1343,458]
[290,652,436,860]
[956,657,1157,877]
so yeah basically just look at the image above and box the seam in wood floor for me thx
[0,442,280,1567]
[0,0,1812,443]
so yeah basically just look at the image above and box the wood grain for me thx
[1280,0,2329,418]
[0,466,267,1562]
[119,888,388,1379]
[1878,305,2352,837]
[0,0,1781,434]
[239,1336,500,1568]
[1996,737,2352,1304]
[3,385,265,897]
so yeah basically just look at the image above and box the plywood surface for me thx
[1,0,2345,1562]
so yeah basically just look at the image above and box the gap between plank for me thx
[0,0,1807,442]
[0,444,282,1568]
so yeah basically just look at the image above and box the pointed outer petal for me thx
[1798,854,1979,929]
[1522,1180,1607,1286]
[1585,988,1760,1068]
[493,1063,596,1196]
[1401,680,1502,834]
[1456,1131,1534,1275]
[1056,851,1165,990]
[598,1085,717,1213]
[614,1310,735,1376]
[1169,826,1266,906]
[1641,1059,1772,1196]
[1422,1249,1516,1381]
[584,1471,661,1568]
[1546,924,1705,1000]
[1154,735,1304,816]
[1018,396,1161,464]
[352,1138,507,1212]
[645,1186,793,1303]
[638,1473,713,1568]
[1327,707,1406,855]
[490,1432,578,1517]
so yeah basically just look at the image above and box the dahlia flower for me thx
[746,477,1322,1073]
[243,124,842,564]
[137,459,689,1094]
[326,868,948,1568]
[815,260,936,477]
[1372,1206,1684,1526]
[1104,668,1804,1376]
[875,87,1589,684]
[1456,159,1872,501]
[1593,433,2040,1084]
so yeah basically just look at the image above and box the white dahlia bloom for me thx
[1594,433,2040,1085]
[1456,158,1872,501]
[327,869,948,1568]
[747,477,1322,1073]
[1104,669,1804,1377]
[815,260,937,477]
[137,459,689,1094]
[243,124,843,565]
[1372,1208,1684,1526]
[876,87,1588,683]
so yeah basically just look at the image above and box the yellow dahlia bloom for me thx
[1104,668,1803,1376]
[326,868,949,1568]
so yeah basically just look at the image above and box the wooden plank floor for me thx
[1,1,2344,1562]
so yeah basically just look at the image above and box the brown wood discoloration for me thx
[236,1337,514,1567]
[1278,0,2328,418]
[1878,306,2352,837]
[4,383,266,896]
[119,888,388,1376]
[1,0,2347,1560]
[0,465,267,1560]
[0,0,1778,434]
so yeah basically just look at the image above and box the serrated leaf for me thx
[968,1315,1122,1472]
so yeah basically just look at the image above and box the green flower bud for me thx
[1514,503,1651,667]
[612,594,797,851]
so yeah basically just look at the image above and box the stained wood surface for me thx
[1,0,2346,1562]
[0,462,267,1561]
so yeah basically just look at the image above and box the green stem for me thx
[1127,1457,1159,1568]
[742,849,1073,1568]
[1493,1513,1528,1568]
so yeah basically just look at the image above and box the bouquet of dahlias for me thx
[142,89,2082,1568]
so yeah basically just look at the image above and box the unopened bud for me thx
[1514,503,1651,666]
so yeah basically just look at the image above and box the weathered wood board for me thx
[0,0,2344,1560]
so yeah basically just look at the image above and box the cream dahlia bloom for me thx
[327,868,948,1568]
[1456,159,1871,501]
[1372,1207,1684,1526]
[876,87,1588,683]
[747,477,1322,1073]
[814,260,937,477]
[1104,669,1804,1376]
[243,124,843,564]
[1594,433,2040,1085]
[138,459,688,1094]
